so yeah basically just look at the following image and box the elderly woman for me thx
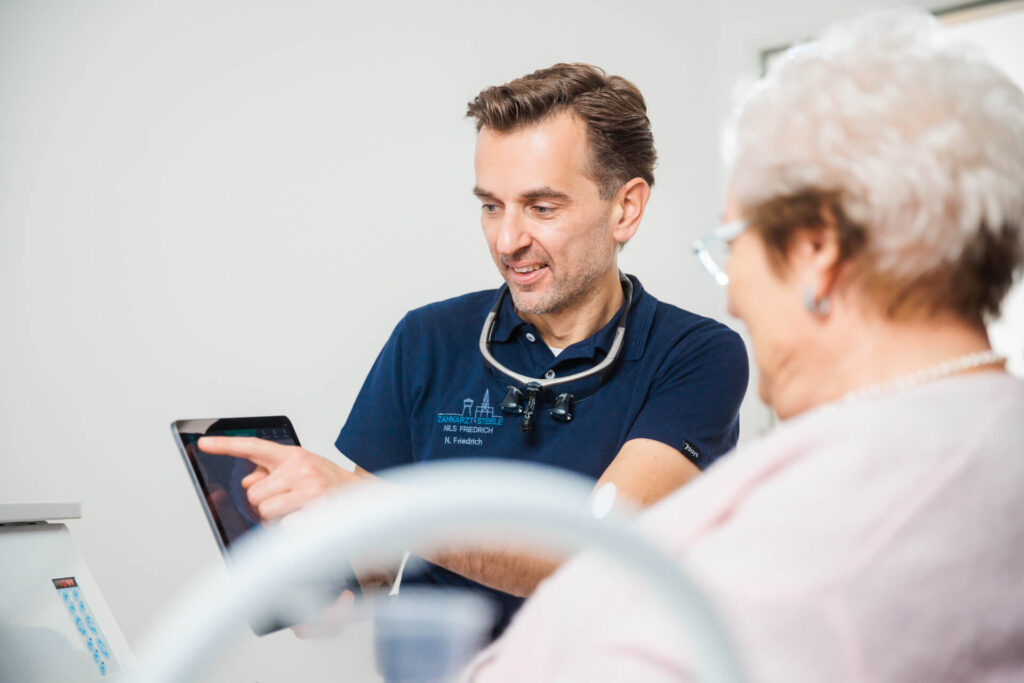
[463,9,1024,682]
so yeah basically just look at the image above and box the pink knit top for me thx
[465,372,1024,682]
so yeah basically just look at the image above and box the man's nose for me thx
[495,210,532,255]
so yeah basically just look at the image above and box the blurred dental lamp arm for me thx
[209,434,700,598]
[127,461,742,683]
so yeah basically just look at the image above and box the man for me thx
[200,63,748,635]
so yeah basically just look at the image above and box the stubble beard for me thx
[507,246,617,316]
[510,273,599,315]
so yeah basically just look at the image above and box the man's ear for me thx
[610,178,650,245]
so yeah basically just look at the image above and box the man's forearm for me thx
[429,547,562,598]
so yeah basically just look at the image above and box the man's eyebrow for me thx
[520,186,570,202]
[472,186,571,202]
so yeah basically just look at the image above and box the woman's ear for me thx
[789,209,841,308]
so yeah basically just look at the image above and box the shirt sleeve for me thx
[625,322,749,469]
[335,315,414,472]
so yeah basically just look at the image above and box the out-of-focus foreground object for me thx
[126,460,743,683]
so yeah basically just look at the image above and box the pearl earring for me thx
[802,286,831,316]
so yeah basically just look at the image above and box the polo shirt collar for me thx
[486,274,655,361]
[488,287,528,344]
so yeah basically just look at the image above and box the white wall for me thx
[0,0,946,680]
[943,5,1024,376]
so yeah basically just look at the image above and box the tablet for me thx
[172,416,297,554]
[171,415,360,634]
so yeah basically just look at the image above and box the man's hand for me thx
[290,589,358,639]
[196,436,366,521]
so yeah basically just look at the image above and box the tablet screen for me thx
[174,417,299,549]
[172,416,361,635]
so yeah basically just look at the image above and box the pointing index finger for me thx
[196,436,291,470]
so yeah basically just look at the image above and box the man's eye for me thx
[482,204,499,214]
[533,205,554,216]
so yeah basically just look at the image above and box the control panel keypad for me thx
[53,577,120,677]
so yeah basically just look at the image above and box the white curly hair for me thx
[725,8,1024,319]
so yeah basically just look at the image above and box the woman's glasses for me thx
[692,219,747,286]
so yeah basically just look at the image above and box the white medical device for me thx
[0,502,133,681]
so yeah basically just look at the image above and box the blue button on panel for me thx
[55,582,121,677]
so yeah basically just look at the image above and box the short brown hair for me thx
[466,63,656,199]
[746,190,1022,327]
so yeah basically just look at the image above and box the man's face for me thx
[473,112,618,315]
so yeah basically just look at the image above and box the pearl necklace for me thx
[843,349,1007,402]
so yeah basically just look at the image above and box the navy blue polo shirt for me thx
[336,275,748,634]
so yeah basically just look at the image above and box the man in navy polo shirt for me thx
[200,63,748,636]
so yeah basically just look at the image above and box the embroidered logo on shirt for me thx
[681,440,702,464]
[436,389,504,445]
